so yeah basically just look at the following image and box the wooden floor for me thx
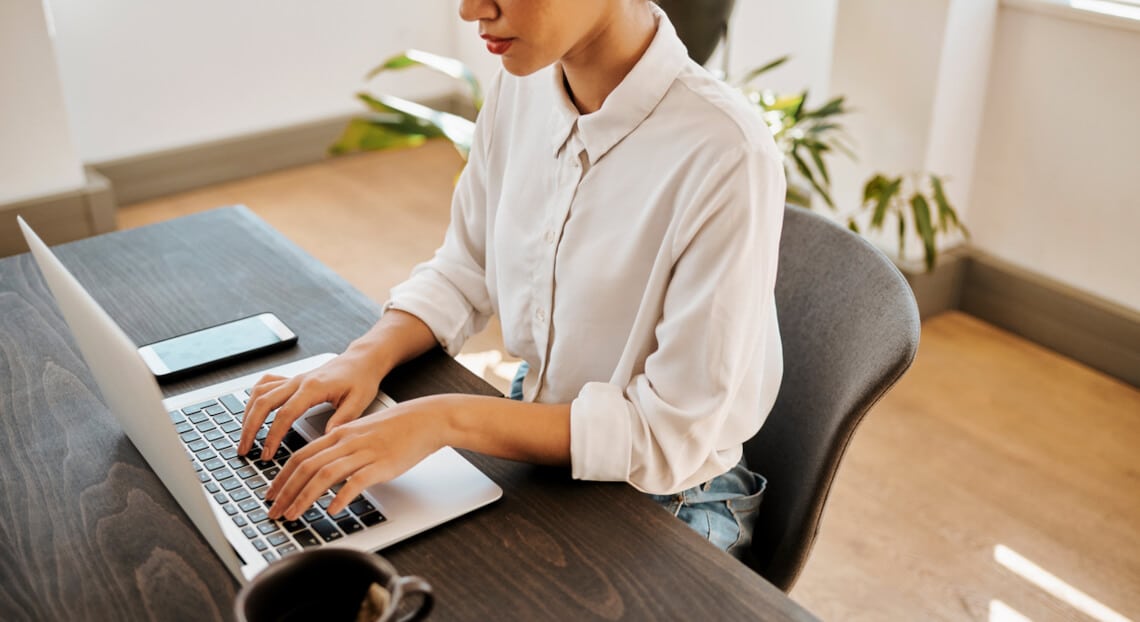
[120,141,1140,622]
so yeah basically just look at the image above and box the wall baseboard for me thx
[0,167,116,257]
[958,250,1140,388]
[92,95,465,206]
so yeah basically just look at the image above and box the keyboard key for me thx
[262,552,277,563]
[183,400,215,415]
[282,431,307,452]
[236,466,258,480]
[253,459,275,470]
[220,478,243,492]
[317,495,334,509]
[204,430,225,442]
[213,469,234,482]
[310,519,342,543]
[195,420,216,433]
[220,394,245,415]
[205,481,220,494]
[254,429,267,441]
[197,471,210,484]
[219,447,238,460]
[302,508,323,523]
[348,499,375,516]
[247,477,267,490]
[221,421,242,434]
[222,504,238,516]
[239,499,261,513]
[337,518,363,535]
[276,544,299,557]
[241,526,257,540]
[252,539,268,552]
[258,522,281,536]
[213,492,227,504]
[263,467,280,480]
[227,458,246,470]
[328,508,349,521]
[169,410,186,423]
[294,530,321,548]
[272,447,290,462]
[215,414,234,425]
[194,448,217,462]
[267,533,290,547]
[212,439,232,450]
[229,488,251,502]
[282,519,306,532]
[232,431,246,443]
[358,511,386,527]
[233,515,248,528]
[174,422,193,434]
[204,404,225,416]
[248,509,269,523]
[188,412,209,424]
[179,431,201,443]
[254,488,268,501]
[204,458,225,471]
[188,439,209,453]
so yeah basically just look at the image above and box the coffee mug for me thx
[234,548,433,622]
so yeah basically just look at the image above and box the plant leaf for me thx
[801,96,846,120]
[739,56,789,86]
[869,176,901,229]
[372,94,475,159]
[847,219,860,234]
[792,150,834,209]
[328,118,428,156]
[355,93,446,137]
[910,193,937,271]
[786,184,812,208]
[365,49,484,110]
[808,142,830,185]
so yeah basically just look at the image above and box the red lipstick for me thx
[481,34,513,55]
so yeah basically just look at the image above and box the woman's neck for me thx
[560,2,656,115]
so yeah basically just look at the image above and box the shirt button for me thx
[543,230,555,244]
[535,308,546,323]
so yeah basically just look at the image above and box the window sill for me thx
[1002,0,1140,33]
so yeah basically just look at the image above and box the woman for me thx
[239,0,785,559]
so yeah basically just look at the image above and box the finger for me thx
[275,453,369,521]
[267,427,346,500]
[326,465,384,517]
[238,379,294,454]
[260,389,332,461]
[324,392,373,434]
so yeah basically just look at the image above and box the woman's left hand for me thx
[265,396,447,521]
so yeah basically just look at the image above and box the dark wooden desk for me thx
[0,206,816,621]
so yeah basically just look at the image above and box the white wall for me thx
[46,0,459,163]
[725,0,840,97]
[968,7,1140,311]
[0,0,85,204]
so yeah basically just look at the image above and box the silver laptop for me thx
[18,217,502,582]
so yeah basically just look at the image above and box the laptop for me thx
[17,217,502,582]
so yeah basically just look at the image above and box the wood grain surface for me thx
[0,207,814,621]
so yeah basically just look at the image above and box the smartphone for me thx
[138,312,298,383]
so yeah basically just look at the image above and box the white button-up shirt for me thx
[386,7,785,494]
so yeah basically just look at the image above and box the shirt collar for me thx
[549,4,690,164]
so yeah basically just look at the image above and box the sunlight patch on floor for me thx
[994,545,1133,622]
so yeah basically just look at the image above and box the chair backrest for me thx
[743,205,921,591]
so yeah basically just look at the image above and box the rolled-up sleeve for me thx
[570,145,785,494]
[383,79,500,356]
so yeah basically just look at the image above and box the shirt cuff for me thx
[384,270,475,356]
[570,382,633,482]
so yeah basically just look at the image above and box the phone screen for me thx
[150,316,285,373]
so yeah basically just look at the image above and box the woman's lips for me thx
[481,35,514,55]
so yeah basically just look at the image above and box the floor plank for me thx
[119,140,1140,621]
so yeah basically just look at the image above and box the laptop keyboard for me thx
[169,392,387,563]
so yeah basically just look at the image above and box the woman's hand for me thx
[237,351,386,461]
[265,397,447,520]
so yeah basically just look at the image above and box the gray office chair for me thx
[742,205,921,592]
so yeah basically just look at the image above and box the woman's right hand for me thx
[237,350,386,462]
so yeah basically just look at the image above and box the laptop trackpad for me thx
[293,401,387,442]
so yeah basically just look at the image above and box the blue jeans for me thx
[510,362,765,560]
